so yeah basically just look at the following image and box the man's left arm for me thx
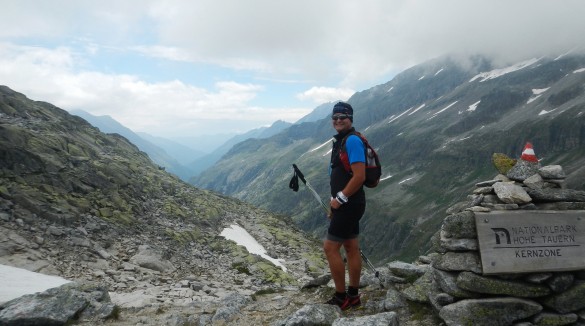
[343,162,366,196]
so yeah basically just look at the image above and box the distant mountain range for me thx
[190,53,585,263]
[70,112,309,180]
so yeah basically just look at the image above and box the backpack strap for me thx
[340,131,367,173]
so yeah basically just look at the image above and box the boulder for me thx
[211,293,253,325]
[383,287,407,310]
[541,281,585,313]
[507,160,540,181]
[0,282,115,325]
[538,165,566,179]
[492,153,517,174]
[439,297,542,326]
[432,252,482,274]
[432,268,479,298]
[526,188,585,202]
[277,304,341,326]
[301,274,331,289]
[441,211,477,239]
[130,245,175,273]
[332,312,398,326]
[401,270,435,303]
[387,261,427,278]
[439,233,478,251]
[456,271,550,297]
[493,182,532,204]
[531,312,578,325]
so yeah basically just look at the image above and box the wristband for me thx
[336,191,348,205]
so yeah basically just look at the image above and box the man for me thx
[324,101,366,310]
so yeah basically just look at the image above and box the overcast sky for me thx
[1,0,584,140]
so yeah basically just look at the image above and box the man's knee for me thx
[323,240,341,256]
[343,238,359,252]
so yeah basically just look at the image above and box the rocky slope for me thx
[0,85,334,323]
[0,85,449,325]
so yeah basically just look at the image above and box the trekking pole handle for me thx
[292,164,307,184]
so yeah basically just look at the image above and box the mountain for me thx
[187,119,293,177]
[295,101,336,124]
[192,53,585,263]
[136,131,206,165]
[0,85,325,299]
[71,110,195,181]
[2,85,447,325]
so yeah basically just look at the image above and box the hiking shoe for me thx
[342,294,361,310]
[325,294,348,309]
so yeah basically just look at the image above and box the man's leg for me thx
[343,238,361,289]
[323,239,346,293]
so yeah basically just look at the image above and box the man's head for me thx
[331,101,353,133]
[332,102,353,122]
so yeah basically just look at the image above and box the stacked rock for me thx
[429,143,585,326]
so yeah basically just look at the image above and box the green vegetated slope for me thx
[193,54,585,263]
[0,85,324,284]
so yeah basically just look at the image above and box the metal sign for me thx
[475,210,585,274]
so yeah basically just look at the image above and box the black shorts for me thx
[327,201,366,242]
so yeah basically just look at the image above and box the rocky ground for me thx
[0,196,442,326]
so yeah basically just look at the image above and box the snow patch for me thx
[418,75,425,80]
[527,95,541,104]
[399,177,414,185]
[428,101,458,120]
[380,175,393,182]
[308,139,332,153]
[538,108,557,116]
[469,58,539,82]
[408,103,426,116]
[574,68,585,73]
[388,107,413,123]
[527,87,549,103]
[532,88,549,95]
[434,68,444,76]
[220,224,287,271]
[387,86,394,92]
[555,49,574,61]
[467,100,480,112]
[0,264,71,304]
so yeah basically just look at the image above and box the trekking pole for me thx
[290,164,384,287]
[360,250,379,278]
[290,164,330,215]
[361,250,384,288]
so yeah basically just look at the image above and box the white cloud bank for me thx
[1,0,584,138]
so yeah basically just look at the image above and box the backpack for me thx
[339,131,382,188]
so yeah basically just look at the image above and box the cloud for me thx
[145,0,585,85]
[2,0,585,138]
[0,43,311,137]
[297,87,355,104]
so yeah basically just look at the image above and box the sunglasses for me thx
[331,114,351,121]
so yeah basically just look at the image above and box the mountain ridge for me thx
[191,53,585,263]
[0,84,325,293]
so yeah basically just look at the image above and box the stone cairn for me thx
[428,143,585,326]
